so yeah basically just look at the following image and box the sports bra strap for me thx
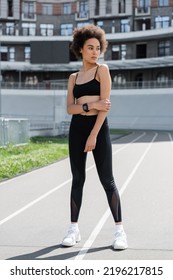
[75,66,99,84]
[94,66,99,78]
[75,72,79,83]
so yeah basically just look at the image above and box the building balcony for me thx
[75,11,89,21]
[135,6,151,16]
[106,26,173,42]
[0,34,72,43]
[21,12,37,21]
[1,27,173,44]
[1,56,173,74]
[1,24,173,42]
[107,56,173,70]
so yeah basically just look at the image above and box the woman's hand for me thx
[93,98,111,112]
[84,134,97,152]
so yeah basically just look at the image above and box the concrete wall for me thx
[109,88,173,131]
[1,87,173,137]
[1,89,70,137]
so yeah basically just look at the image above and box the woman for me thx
[62,24,128,250]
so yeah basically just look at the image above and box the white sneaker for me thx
[62,227,81,247]
[112,230,128,250]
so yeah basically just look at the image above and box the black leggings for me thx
[69,114,122,223]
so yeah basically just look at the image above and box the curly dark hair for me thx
[70,24,108,59]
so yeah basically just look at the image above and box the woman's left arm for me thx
[84,64,111,152]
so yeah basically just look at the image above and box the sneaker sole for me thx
[62,235,81,247]
[112,244,128,250]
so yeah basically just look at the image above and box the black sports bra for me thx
[73,66,100,99]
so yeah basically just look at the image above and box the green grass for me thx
[0,130,129,182]
[0,136,69,181]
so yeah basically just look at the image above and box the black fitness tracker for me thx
[82,103,89,112]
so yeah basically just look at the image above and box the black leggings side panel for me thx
[93,121,122,222]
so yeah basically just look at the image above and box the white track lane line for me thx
[0,179,72,226]
[0,132,146,227]
[74,132,158,260]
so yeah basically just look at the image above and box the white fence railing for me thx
[0,118,29,147]
[1,80,173,90]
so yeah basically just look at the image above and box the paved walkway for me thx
[0,131,173,260]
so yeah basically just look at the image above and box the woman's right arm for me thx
[67,74,84,115]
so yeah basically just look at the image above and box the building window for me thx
[112,44,126,60]
[159,0,168,6]
[97,21,103,28]
[136,43,147,58]
[42,4,53,15]
[137,0,149,13]
[77,22,89,28]
[106,0,112,14]
[111,20,115,33]
[78,1,88,18]
[8,0,13,17]
[157,72,168,84]
[121,19,130,32]
[22,23,36,36]
[6,23,15,35]
[0,46,8,61]
[95,0,100,15]
[119,0,125,14]
[9,47,15,61]
[158,41,170,56]
[0,46,15,64]
[121,44,127,59]
[24,47,31,62]
[112,45,120,60]
[63,3,71,14]
[40,24,54,36]
[23,1,35,19]
[61,24,73,36]
[155,16,169,28]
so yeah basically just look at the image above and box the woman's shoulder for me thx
[68,72,78,84]
[69,72,78,79]
[97,63,109,72]
[97,63,110,76]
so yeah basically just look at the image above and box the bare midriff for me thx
[77,95,100,116]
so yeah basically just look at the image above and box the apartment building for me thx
[1,0,173,86]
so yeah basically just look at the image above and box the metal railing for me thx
[0,118,29,147]
[1,80,173,90]
[0,81,68,90]
[112,80,173,89]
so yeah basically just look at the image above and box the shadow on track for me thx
[7,244,112,260]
